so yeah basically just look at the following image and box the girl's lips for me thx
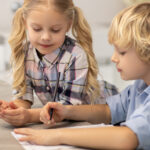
[39,44,52,48]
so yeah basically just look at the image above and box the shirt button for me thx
[46,86,50,91]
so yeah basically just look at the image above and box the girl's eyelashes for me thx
[32,28,61,33]
[33,28,41,32]
[51,29,61,33]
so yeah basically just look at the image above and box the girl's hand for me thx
[40,102,67,125]
[14,128,62,146]
[0,100,9,112]
[0,102,30,127]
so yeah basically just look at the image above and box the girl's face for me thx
[111,46,150,85]
[25,6,71,55]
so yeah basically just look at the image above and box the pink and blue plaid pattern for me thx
[21,36,89,105]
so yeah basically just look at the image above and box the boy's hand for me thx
[14,128,62,146]
[40,102,67,125]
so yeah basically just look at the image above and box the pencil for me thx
[49,72,60,120]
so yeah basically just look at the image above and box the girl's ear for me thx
[23,17,28,30]
[24,21,28,30]
[67,20,72,32]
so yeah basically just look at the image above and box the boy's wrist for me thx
[56,128,67,145]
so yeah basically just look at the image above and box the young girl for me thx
[14,2,150,150]
[0,0,118,126]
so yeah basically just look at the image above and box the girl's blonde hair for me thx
[108,2,150,63]
[9,0,100,101]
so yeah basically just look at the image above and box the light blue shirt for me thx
[106,80,150,150]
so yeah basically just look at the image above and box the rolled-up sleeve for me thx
[121,101,150,149]
[106,80,150,149]
[21,74,34,103]
[106,86,131,124]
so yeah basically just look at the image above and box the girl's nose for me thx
[111,51,119,63]
[41,31,51,41]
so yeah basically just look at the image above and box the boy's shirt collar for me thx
[144,85,150,95]
[136,80,150,95]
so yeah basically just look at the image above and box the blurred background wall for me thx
[0,0,134,91]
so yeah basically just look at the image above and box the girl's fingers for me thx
[9,102,18,109]
[40,110,49,123]
[2,117,20,125]
[49,118,55,125]
[40,115,48,124]
[1,113,20,121]
[43,108,50,120]
[40,103,55,123]
[1,108,29,126]
[45,102,61,117]
[0,100,9,110]
[40,102,62,124]
[44,103,53,120]
[2,108,22,116]
[2,115,27,126]
[0,100,5,104]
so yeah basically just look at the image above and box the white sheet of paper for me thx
[11,123,112,150]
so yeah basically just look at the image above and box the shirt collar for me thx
[136,80,150,95]
[33,36,74,67]
[144,85,150,95]
[43,48,61,66]
[33,47,61,67]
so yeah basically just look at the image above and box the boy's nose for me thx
[111,51,118,63]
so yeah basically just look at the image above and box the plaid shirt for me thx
[22,36,89,105]
[94,80,119,104]
[19,36,118,105]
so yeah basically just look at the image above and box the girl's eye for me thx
[33,28,41,32]
[51,29,60,33]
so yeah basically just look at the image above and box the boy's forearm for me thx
[59,126,138,150]
[65,104,111,124]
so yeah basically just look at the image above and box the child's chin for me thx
[120,76,129,81]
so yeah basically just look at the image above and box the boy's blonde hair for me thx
[9,0,100,101]
[108,2,150,63]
